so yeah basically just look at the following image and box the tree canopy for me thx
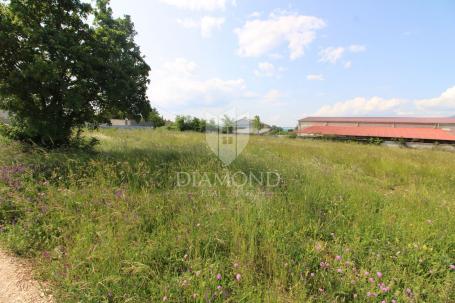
[175,115,206,132]
[252,115,262,132]
[0,0,152,146]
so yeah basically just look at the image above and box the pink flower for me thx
[114,189,124,198]
[217,285,222,290]
[381,301,386,303]
[367,292,377,297]
[216,273,222,280]
[162,296,168,302]
[318,288,325,293]
[337,268,343,273]
[391,300,397,303]
[235,273,241,281]
[364,271,370,276]
[233,262,239,268]
[377,271,383,278]
[335,255,342,261]
[381,286,390,293]
[406,288,413,297]
[368,277,375,283]
[314,243,323,252]
[450,264,455,270]
[320,261,330,269]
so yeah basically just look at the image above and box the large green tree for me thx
[0,0,152,146]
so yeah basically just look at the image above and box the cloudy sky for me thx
[109,0,455,126]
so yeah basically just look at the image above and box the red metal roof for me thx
[299,117,455,124]
[297,126,455,141]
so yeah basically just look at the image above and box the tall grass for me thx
[0,129,454,302]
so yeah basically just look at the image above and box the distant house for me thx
[235,118,251,130]
[0,111,9,123]
[297,117,455,143]
[103,118,154,128]
[235,118,271,135]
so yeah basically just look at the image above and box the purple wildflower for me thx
[406,288,413,297]
[114,189,124,198]
[320,261,330,269]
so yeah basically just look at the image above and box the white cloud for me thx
[254,62,284,77]
[319,47,345,64]
[315,97,407,116]
[178,16,225,38]
[348,44,367,53]
[150,58,245,107]
[254,62,274,77]
[248,11,262,18]
[314,85,455,117]
[307,74,325,81]
[343,61,352,69]
[415,86,455,112]
[162,58,198,76]
[234,12,326,60]
[319,44,366,64]
[263,89,285,105]
[159,0,233,11]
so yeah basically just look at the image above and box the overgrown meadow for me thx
[0,129,454,302]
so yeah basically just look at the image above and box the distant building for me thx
[235,118,271,135]
[235,118,251,130]
[297,117,455,142]
[0,111,9,123]
[104,119,154,128]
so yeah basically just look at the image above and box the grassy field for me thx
[0,129,454,302]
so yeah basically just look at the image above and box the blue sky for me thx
[109,0,455,126]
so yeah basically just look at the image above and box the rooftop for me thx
[297,125,455,141]
[299,117,455,124]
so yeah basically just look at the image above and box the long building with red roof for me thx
[297,117,455,142]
